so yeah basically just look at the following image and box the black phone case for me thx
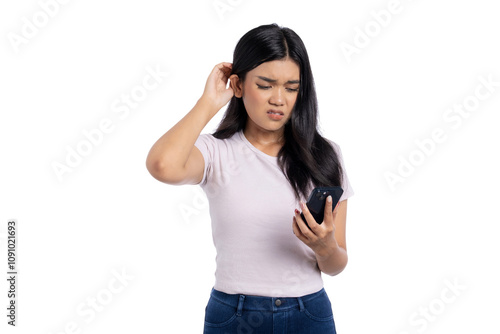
[300,186,344,228]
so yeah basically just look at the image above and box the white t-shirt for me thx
[194,129,354,297]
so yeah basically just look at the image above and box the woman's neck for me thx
[243,123,285,147]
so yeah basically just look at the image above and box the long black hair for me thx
[212,23,343,201]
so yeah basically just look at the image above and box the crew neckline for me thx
[237,130,279,161]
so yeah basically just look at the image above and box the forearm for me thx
[146,97,216,171]
[315,243,348,276]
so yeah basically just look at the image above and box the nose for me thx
[269,87,284,106]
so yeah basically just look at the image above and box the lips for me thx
[267,109,284,115]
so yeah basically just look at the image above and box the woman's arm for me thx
[146,62,234,185]
[313,200,348,276]
[293,198,349,276]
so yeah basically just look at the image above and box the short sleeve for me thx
[194,133,217,186]
[329,140,354,202]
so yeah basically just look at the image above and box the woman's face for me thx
[233,58,301,135]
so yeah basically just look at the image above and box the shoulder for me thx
[195,131,241,154]
[199,131,240,142]
[322,137,355,199]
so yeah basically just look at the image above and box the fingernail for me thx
[327,195,332,203]
[295,209,300,215]
[300,202,305,209]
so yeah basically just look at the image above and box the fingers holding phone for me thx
[300,187,343,228]
[323,194,341,228]
[293,187,344,256]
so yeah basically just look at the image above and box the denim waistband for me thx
[209,287,327,313]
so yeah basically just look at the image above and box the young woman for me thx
[146,23,354,333]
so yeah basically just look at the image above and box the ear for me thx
[229,74,243,98]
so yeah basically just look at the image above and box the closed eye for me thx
[257,84,299,92]
[257,84,271,90]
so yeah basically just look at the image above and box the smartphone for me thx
[300,186,343,228]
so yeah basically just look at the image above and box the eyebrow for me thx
[256,76,300,84]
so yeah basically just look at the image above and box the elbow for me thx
[335,255,349,276]
[146,156,171,183]
[325,264,348,277]
[323,252,348,277]
[145,156,185,185]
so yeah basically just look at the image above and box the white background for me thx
[1,0,499,333]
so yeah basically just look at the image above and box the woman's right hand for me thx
[199,62,235,113]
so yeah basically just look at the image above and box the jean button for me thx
[275,299,282,306]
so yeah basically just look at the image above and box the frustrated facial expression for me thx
[232,58,301,134]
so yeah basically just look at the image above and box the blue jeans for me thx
[203,287,337,334]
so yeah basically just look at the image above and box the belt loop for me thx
[236,295,245,316]
[297,297,305,312]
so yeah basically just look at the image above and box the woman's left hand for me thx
[292,195,340,258]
